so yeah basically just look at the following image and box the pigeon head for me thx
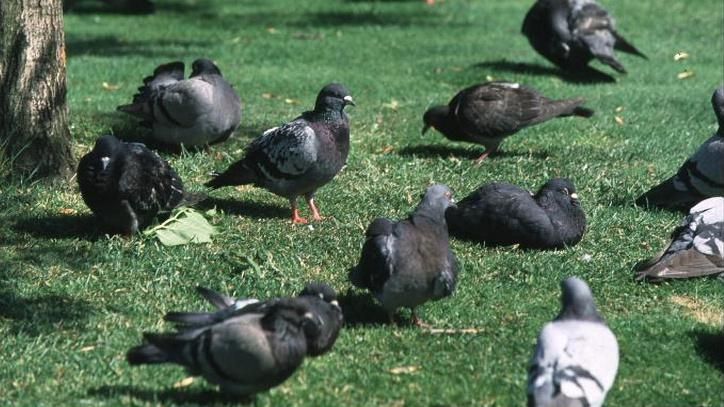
[190,58,222,77]
[416,184,456,217]
[712,86,724,130]
[537,178,580,208]
[556,277,603,322]
[91,135,124,171]
[298,282,339,308]
[314,83,355,112]
[422,105,449,135]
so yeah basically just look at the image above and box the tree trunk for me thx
[0,0,74,180]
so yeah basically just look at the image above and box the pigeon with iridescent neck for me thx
[206,83,354,224]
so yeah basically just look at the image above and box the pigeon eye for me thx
[562,188,569,195]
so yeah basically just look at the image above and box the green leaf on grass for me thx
[144,207,217,246]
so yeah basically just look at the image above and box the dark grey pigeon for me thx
[127,289,336,398]
[165,282,343,357]
[349,184,458,326]
[528,277,619,407]
[205,83,354,224]
[636,197,724,281]
[446,178,586,249]
[76,134,187,235]
[522,0,647,74]
[636,87,724,210]
[117,59,242,147]
[422,82,593,163]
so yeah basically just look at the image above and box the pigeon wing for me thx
[154,77,215,128]
[457,83,543,136]
[244,120,320,181]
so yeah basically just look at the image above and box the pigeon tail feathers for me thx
[126,342,169,365]
[613,32,647,59]
[205,161,257,189]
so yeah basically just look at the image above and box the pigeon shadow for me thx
[13,213,102,241]
[0,290,96,336]
[397,144,549,160]
[199,197,288,220]
[338,289,390,327]
[89,385,251,406]
[472,60,616,84]
[690,330,724,373]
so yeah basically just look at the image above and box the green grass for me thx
[2,0,724,405]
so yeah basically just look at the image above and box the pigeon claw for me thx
[473,149,494,165]
[291,209,309,225]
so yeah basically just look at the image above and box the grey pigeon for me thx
[521,0,647,74]
[349,184,458,326]
[446,178,586,249]
[635,197,724,281]
[117,59,242,147]
[636,87,724,210]
[205,83,354,224]
[77,134,188,235]
[528,277,619,407]
[422,82,593,163]
[165,282,343,357]
[127,286,341,397]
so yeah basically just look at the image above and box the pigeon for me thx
[349,184,458,326]
[635,197,724,281]
[446,178,586,249]
[205,83,355,224]
[127,285,341,397]
[76,134,189,235]
[422,82,593,163]
[528,277,619,407]
[165,282,343,356]
[636,87,724,210]
[521,0,647,74]
[117,59,242,147]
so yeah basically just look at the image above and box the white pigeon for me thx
[528,277,619,407]
[637,87,724,210]
[636,197,724,281]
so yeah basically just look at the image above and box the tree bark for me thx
[0,0,74,180]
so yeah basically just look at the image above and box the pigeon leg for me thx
[305,194,324,221]
[290,198,308,224]
[411,309,432,329]
[473,147,497,165]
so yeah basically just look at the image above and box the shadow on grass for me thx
[65,35,210,58]
[397,144,549,161]
[89,385,251,406]
[691,329,724,373]
[200,197,288,220]
[0,290,95,336]
[339,289,390,326]
[472,60,616,84]
[66,0,213,14]
[13,213,102,241]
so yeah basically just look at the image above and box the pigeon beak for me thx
[330,300,340,309]
[343,96,355,106]
[570,193,579,200]
[422,124,431,135]
[100,156,111,171]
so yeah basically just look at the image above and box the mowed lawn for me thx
[1,0,723,405]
